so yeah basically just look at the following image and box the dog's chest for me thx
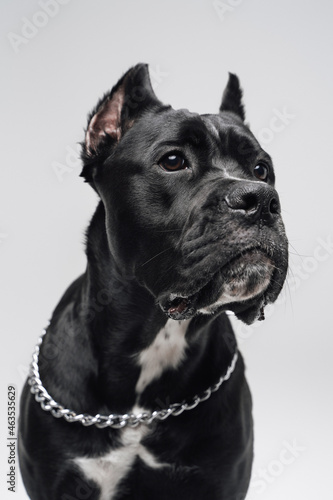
[135,318,189,393]
[74,319,190,499]
[74,421,167,500]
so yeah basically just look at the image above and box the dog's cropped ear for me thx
[81,63,163,182]
[219,73,245,121]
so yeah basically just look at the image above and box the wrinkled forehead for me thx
[139,108,263,162]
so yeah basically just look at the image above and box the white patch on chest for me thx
[74,406,168,500]
[74,320,189,498]
[135,319,190,394]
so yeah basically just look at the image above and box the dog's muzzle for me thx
[157,181,288,323]
[159,248,277,322]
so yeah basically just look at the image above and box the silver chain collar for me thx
[28,325,238,429]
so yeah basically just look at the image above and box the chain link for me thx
[28,325,238,429]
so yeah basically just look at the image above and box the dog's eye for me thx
[159,154,188,172]
[253,163,269,181]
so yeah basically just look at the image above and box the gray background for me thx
[1,0,332,498]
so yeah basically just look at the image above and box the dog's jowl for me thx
[18,64,288,500]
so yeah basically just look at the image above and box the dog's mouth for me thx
[159,249,276,323]
[163,295,196,318]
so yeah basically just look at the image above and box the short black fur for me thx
[19,63,288,500]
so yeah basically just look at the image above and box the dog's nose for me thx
[225,182,281,223]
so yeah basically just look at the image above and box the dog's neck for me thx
[85,201,168,341]
[40,202,237,416]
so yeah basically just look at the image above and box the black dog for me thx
[19,64,288,500]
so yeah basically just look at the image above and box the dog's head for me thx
[81,64,288,325]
